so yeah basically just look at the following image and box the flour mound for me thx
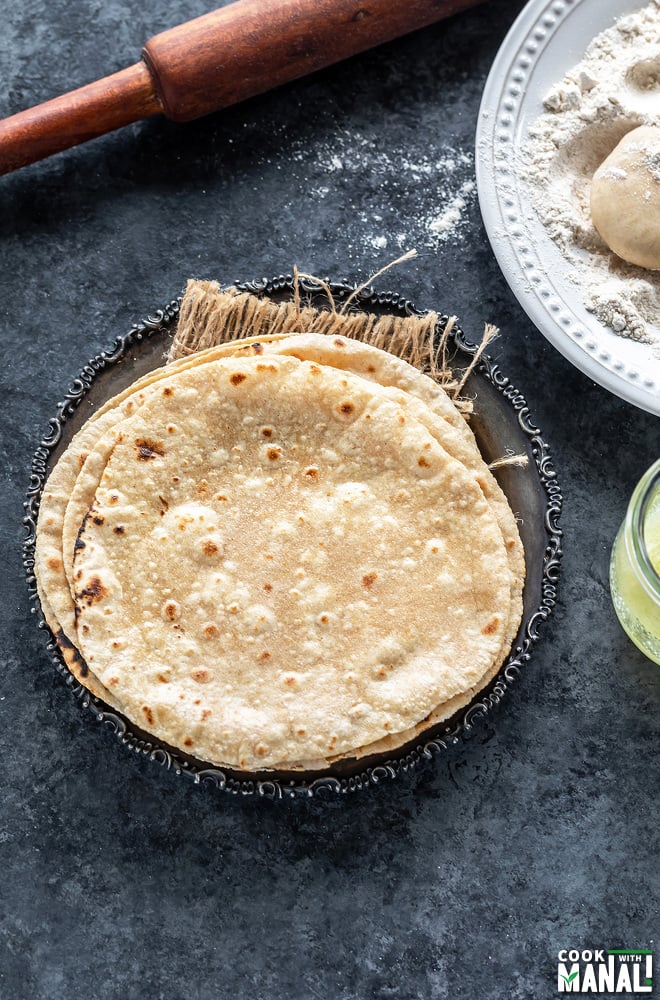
[520,0,660,346]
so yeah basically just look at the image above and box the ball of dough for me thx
[590,125,660,270]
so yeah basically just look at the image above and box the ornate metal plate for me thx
[23,277,562,798]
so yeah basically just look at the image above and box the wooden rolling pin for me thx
[0,0,485,175]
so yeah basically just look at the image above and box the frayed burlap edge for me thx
[166,277,527,469]
[168,279,479,408]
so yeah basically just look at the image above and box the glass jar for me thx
[610,459,660,665]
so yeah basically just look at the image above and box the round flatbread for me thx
[72,354,512,770]
[35,335,291,644]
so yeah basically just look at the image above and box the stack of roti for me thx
[34,332,525,772]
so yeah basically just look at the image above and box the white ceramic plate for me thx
[475,0,660,415]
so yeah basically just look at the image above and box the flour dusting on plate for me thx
[520,0,660,347]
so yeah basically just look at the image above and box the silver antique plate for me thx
[23,277,562,798]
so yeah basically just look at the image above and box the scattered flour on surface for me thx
[285,130,477,256]
[520,0,660,346]
[429,181,476,238]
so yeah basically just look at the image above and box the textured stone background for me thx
[1,1,659,998]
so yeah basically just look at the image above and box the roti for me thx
[35,329,525,771]
[70,354,512,770]
[49,334,523,641]
[35,335,293,644]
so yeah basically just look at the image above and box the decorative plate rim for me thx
[23,276,563,799]
[475,0,660,416]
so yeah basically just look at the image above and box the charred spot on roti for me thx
[162,600,180,622]
[183,737,194,748]
[77,576,107,606]
[267,446,281,461]
[55,629,90,678]
[203,623,219,638]
[78,452,88,469]
[304,466,319,479]
[191,668,211,683]
[46,556,62,571]
[418,456,431,468]
[482,616,500,636]
[113,525,125,535]
[261,426,274,438]
[362,572,377,589]
[135,438,165,461]
[157,673,170,683]
[162,386,174,397]
[234,343,261,356]
[142,705,154,725]
[92,514,104,526]
[263,583,273,593]
[201,539,219,556]
[201,709,212,721]
[229,372,247,385]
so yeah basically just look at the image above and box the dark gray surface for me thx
[1,1,659,998]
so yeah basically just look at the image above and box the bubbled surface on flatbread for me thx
[72,354,512,770]
[35,334,292,648]
[35,332,525,768]
[241,335,525,641]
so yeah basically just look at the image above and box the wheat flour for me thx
[520,0,660,347]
